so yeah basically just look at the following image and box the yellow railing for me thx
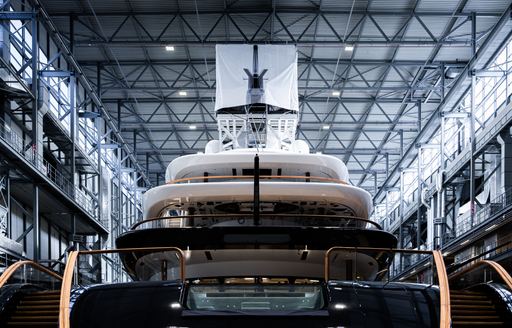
[58,247,185,328]
[323,247,451,328]
[167,175,348,185]
[0,260,62,288]
[449,259,512,289]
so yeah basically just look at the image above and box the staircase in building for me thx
[451,289,507,327]
[3,290,60,327]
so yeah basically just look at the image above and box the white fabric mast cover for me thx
[215,44,299,111]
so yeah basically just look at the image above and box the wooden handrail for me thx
[131,213,382,230]
[167,175,348,185]
[0,260,62,288]
[58,247,185,328]
[448,259,512,290]
[433,250,451,328]
[59,251,78,328]
[323,247,450,328]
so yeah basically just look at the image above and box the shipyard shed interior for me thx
[0,0,512,327]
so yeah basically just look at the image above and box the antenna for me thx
[253,154,260,226]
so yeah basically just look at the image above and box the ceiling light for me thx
[322,125,330,130]
[179,91,187,96]
[332,91,341,96]
[189,125,197,130]
[165,45,175,51]
[344,44,354,51]
[485,224,497,232]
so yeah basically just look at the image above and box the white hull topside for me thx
[143,181,373,219]
[165,148,349,182]
[143,148,373,220]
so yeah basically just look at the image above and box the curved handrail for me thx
[167,175,349,185]
[448,259,512,290]
[59,247,185,328]
[0,260,62,288]
[323,247,450,328]
[130,213,382,230]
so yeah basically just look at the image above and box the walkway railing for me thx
[0,116,98,219]
[0,260,62,289]
[167,175,348,185]
[58,247,185,328]
[131,214,382,230]
[323,247,451,328]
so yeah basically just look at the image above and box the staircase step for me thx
[20,299,60,305]
[452,315,501,320]
[450,290,482,295]
[13,310,59,316]
[16,305,59,310]
[22,295,60,301]
[450,294,488,300]
[6,322,57,327]
[451,299,492,305]
[452,321,504,326]
[451,309,498,315]
[451,304,495,310]
[30,290,60,295]
[9,315,58,321]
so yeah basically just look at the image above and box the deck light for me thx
[322,125,330,130]
[179,91,187,96]
[189,125,197,130]
[344,44,354,51]
[332,91,340,96]
[165,45,175,51]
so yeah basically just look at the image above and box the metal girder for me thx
[133,148,403,156]
[49,9,503,17]
[64,8,487,48]
[102,97,439,104]
[79,59,467,68]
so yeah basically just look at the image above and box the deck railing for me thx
[167,175,348,185]
[0,260,62,289]
[448,259,512,290]
[131,213,382,230]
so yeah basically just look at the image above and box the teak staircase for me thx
[4,290,60,327]
[450,290,507,327]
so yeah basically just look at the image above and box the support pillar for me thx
[497,130,512,191]
[33,184,40,261]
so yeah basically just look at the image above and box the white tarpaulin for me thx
[215,44,299,111]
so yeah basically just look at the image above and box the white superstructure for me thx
[132,44,382,282]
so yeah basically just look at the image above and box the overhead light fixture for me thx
[165,45,175,52]
[322,125,330,130]
[189,125,197,130]
[332,91,341,96]
[484,224,497,232]
[179,91,187,96]
[344,44,354,51]
[460,239,471,246]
